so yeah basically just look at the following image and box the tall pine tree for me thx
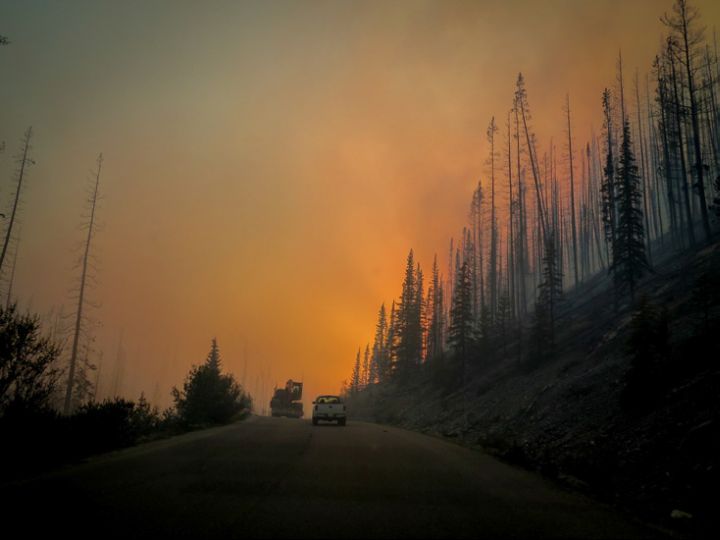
[394,250,423,379]
[448,260,475,364]
[426,256,445,362]
[370,303,387,383]
[611,119,649,299]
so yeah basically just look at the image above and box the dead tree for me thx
[634,70,654,264]
[5,228,20,309]
[565,95,579,286]
[514,102,528,316]
[663,0,712,241]
[516,74,548,242]
[0,127,34,276]
[668,37,696,247]
[487,117,499,319]
[506,110,516,318]
[64,153,104,414]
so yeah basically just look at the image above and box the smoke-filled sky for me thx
[2,0,718,409]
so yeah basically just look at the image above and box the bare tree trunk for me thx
[506,110,516,319]
[670,46,696,247]
[5,228,20,309]
[657,58,681,247]
[519,91,548,241]
[646,73,665,245]
[0,127,33,275]
[635,71,654,265]
[679,2,712,241]
[64,154,104,415]
[488,117,498,320]
[514,106,527,317]
[565,95,579,286]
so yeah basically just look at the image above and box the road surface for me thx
[3,416,661,538]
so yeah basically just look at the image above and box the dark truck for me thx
[270,379,304,418]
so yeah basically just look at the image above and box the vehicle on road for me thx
[312,395,346,426]
[270,379,304,418]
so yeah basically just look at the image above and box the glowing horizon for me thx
[2,0,718,410]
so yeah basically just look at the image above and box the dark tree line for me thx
[1,303,252,475]
[347,0,719,389]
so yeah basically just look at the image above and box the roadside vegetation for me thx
[0,306,251,480]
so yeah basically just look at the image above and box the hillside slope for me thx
[350,240,720,537]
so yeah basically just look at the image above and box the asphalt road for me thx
[2,416,662,539]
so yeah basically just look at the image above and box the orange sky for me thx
[2,0,719,411]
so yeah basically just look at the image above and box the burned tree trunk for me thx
[64,154,104,415]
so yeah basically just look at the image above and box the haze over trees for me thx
[346,0,720,391]
[64,154,104,414]
[0,36,253,474]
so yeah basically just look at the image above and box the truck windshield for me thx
[317,396,341,404]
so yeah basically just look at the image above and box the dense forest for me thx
[345,0,720,394]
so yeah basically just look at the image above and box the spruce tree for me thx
[448,261,475,364]
[611,119,649,299]
[350,348,361,394]
[426,256,445,362]
[495,290,512,356]
[361,344,370,388]
[394,250,422,379]
[370,303,386,383]
[415,264,425,363]
[172,339,248,426]
[384,301,397,380]
[206,338,221,371]
[533,232,563,357]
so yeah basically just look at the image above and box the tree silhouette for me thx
[448,260,475,365]
[64,154,104,414]
[393,250,423,379]
[532,232,563,359]
[172,339,249,426]
[350,348,360,394]
[0,304,62,414]
[370,303,387,382]
[611,119,648,299]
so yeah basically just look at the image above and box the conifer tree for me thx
[611,119,649,299]
[426,256,445,362]
[415,264,425,362]
[172,339,249,426]
[206,338,221,371]
[350,348,361,394]
[384,301,397,378]
[370,303,387,383]
[470,184,485,315]
[361,344,370,388]
[495,290,512,356]
[532,231,563,360]
[394,250,422,378]
[448,261,475,364]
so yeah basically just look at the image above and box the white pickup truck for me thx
[312,395,346,426]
